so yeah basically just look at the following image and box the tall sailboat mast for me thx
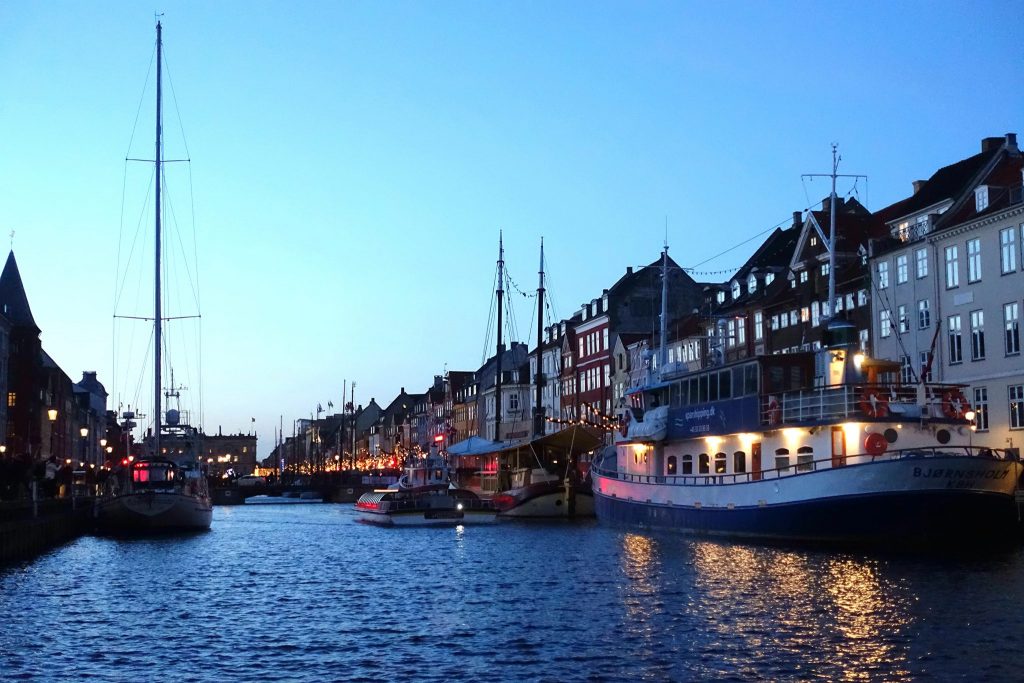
[494,231,504,441]
[153,20,164,456]
[533,238,545,437]
[658,241,669,375]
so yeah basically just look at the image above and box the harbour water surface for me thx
[2,504,1023,681]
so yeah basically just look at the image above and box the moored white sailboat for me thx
[96,21,212,533]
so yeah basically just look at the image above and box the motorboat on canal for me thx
[355,451,497,526]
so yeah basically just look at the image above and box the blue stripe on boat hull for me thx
[594,490,1018,547]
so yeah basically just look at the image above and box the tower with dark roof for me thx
[0,251,43,458]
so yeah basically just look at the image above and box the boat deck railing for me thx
[594,446,1017,488]
[763,382,966,425]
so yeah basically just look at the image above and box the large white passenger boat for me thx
[592,318,1022,547]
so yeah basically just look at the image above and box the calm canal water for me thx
[2,504,1024,681]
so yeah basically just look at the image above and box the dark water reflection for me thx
[2,505,1022,681]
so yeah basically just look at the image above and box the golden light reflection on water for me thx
[822,557,912,680]
[616,536,917,681]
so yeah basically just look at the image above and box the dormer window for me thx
[765,273,775,286]
[731,281,741,299]
[747,274,757,294]
[799,270,808,284]
[716,290,726,305]
[975,185,989,212]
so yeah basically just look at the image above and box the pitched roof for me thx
[0,251,38,330]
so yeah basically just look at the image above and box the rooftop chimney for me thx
[982,136,1004,152]
[1007,132,1019,153]
[792,211,802,227]
[912,180,926,194]
[626,266,633,275]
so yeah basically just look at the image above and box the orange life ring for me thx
[859,388,890,418]
[942,389,970,419]
[864,432,887,456]
[767,398,781,425]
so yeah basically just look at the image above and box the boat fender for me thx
[347,488,354,495]
[941,389,970,420]
[864,432,887,456]
[859,388,890,418]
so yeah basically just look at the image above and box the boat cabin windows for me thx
[132,462,176,485]
[733,451,747,473]
[796,446,814,472]
[682,454,693,475]
[774,448,791,472]
[714,452,727,474]
[698,453,710,474]
[670,361,765,409]
[667,455,677,475]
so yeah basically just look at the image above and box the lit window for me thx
[7,392,14,407]
[714,452,727,474]
[1010,385,1024,430]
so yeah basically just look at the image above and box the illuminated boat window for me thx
[733,451,747,473]
[698,453,710,474]
[796,446,814,472]
[714,452,727,474]
[774,448,791,472]
[682,454,693,475]
[666,455,677,475]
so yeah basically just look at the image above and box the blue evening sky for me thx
[1,1,1020,456]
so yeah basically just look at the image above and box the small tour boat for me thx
[355,451,497,526]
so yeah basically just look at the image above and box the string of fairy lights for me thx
[545,403,624,432]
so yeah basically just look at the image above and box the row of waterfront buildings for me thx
[0,254,257,480]
[274,132,1024,473]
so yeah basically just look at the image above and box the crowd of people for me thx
[0,454,109,502]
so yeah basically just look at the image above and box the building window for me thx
[811,302,820,327]
[1001,228,1017,274]
[736,317,746,345]
[716,291,726,304]
[799,270,808,284]
[770,314,779,331]
[821,263,830,277]
[1006,302,1020,355]
[948,315,963,364]
[900,355,913,384]
[945,245,959,288]
[916,248,928,279]
[967,238,982,283]
[877,261,889,289]
[748,274,757,294]
[6,392,14,407]
[896,254,908,284]
[1010,385,1024,430]
[508,393,519,412]
[732,281,741,299]
[898,304,909,333]
[970,310,985,360]
[790,310,798,326]
[973,387,989,432]
[918,299,931,329]
[880,310,892,338]
[858,290,867,307]
[766,273,775,286]
[799,307,809,323]
[754,311,764,341]
[726,319,736,348]
[976,185,989,212]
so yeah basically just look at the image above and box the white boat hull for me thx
[356,508,497,526]
[97,492,212,532]
[594,454,1022,546]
